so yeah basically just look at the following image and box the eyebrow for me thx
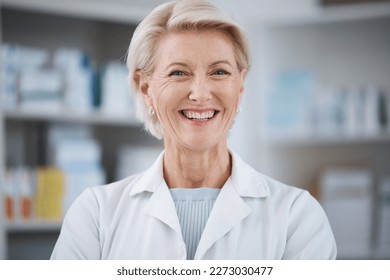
[209,60,233,67]
[165,62,189,71]
[165,60,233,71]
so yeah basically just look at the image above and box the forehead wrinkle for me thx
[154,31,238,76]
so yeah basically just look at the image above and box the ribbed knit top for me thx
[170,188,221,260]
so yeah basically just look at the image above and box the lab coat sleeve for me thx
[51,188,101,259]
[283,190,337,259]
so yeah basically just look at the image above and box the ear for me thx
[133,70,152,107]
[239,69,247,96]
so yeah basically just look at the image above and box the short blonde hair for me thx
[127,0,251,139]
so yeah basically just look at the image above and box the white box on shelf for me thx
[61,163,105,213]
[362,85,381,136]
[344,86,362,136]
[53,48,88,72]
[100,62,134,117]
[54,48,94,113]
[48,123,105,213]
[53,138,102,166]
[1,44,50,110]
[19,69,62,112]
[1,44,18,109]
[375,176,390,259]
[16,45,50,69]
[63,67,93,113]
[312,85,346,137]
[265,70,316,138]
[319,167,374,259]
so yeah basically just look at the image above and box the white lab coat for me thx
[51,151,337,260]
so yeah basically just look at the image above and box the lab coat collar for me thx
[128,149,270,259]
[229,150,270,198]
[129,149,270,198]
[129,151,165,196]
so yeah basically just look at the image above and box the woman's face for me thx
[141,30,246,152]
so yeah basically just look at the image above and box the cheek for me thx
[156,83,189,106]
[148,79,170,104]
[151,84,188,121]
[213,80,242,107]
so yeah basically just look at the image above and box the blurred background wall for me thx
[0,0,389,259]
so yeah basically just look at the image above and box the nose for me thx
[188,78,212,103]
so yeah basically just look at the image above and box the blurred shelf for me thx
[6,221,62,233]
[246,1,390,26]
[261,131,390,146]
[4,108,141,127]
[316,1,390,23]
[0,0,161,24]
[6,0,389,27]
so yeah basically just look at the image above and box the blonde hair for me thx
[127,0,251,139]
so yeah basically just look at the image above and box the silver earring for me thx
[236,106,241,114]
[148,106,156,117]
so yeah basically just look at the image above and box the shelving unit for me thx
[262,132,390,147]
[248,1,390,259]
[6,221,62,233]
[0,0,164,259]
[253,3,390,188]
[4,109,140,127]
[0,1,6,260]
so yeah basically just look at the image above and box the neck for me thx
[163,144,231,189]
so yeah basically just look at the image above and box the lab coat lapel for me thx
[194,179,251,259]
[143,181,183,238]
[130,151,183,238]
[193,151,269,259]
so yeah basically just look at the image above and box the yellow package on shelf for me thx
[35,167,65,221]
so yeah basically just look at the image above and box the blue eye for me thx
[213,69,229,75]
[169,70,185,76]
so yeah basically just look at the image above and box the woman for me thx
[51,0,336,259]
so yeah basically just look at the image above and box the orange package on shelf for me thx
[4,196,14,221]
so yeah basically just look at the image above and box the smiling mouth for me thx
[180,110,218,121]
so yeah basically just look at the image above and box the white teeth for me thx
[183,111,215,120]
